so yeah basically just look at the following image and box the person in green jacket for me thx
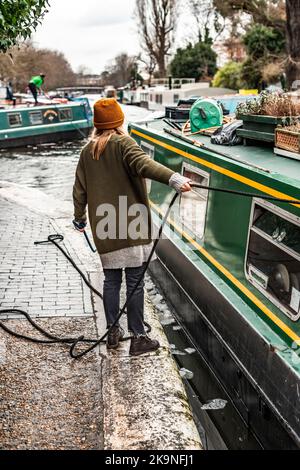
[28,73,45,105]
[73,98,192,356]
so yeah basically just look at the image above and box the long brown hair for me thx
[90,126,127,160]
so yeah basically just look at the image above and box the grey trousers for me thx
[103,263,146,336]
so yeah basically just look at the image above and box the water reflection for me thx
[0,141,82,201]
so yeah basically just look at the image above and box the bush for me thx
[170,42,217,80]
[240,57,263,89]
[262,62,284,84]
[212,61,243,90]
[243,24,286,59]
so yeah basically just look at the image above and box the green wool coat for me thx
[73,134,174,254]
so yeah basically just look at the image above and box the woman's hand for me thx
[73,219,87,232]
[180,181,192,192]
[169,173,193,193]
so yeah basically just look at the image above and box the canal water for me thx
[0,104,261,450]
[0,105,151,201]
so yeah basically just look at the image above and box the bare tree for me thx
[285,0,300,89]
[187,0,220,43]
[137,54,156,86]
[0,42,76,91]
[136,0,177,78]
[77,64,92,76]
[103,53,139,88]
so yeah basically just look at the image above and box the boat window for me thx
[29,111,43,125]
[155,94,163,104]
[140,141,155,192]
[140,141,154,159]
[180,164,209,239]
[245,200,300,320]
[8,113,22,127]
[173,94,179,103]
[59,108,72,121]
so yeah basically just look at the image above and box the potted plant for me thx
[236,91,300,144]
[275,122,300,157]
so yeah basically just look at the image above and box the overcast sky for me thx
[33,0,193,74]
[34,0,139,74]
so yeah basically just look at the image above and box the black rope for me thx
[83,230,97,253]
[191,183,300,205]
[0,309,92,345]
[0,192,178,359]
[0,183,299,359]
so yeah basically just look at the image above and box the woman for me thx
[73,98,191,356]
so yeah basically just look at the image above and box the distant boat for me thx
[126,79,238,111]
[0,100,93,149]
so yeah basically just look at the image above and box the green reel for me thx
[189,98,223,133]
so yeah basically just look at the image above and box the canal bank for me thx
[0,181,201,450]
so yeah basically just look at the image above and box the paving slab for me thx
[0,198,93,319]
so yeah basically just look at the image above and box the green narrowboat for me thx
[129,110,300,449]
[0,100,93,149]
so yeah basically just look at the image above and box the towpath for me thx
[0,182,201,450]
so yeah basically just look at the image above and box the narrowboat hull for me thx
[149,235,299,449]
[0,126,91,149]
[130,118,300,449]
[0,102,92,149]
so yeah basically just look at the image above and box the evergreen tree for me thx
[170,42,217,80]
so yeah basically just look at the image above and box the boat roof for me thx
[135,118,300,189]
[0,102,83,113]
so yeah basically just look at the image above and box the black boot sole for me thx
[129,345,160,356]
[107,342,120,350]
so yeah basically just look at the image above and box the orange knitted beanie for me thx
[93,98,125,130]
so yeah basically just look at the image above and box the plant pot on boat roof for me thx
[236,91,300,144]
[275,122,300,155]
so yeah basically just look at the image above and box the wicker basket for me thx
[275,127,300,153]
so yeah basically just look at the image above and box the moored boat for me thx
[130,99,300,449]
[0,101,93,149]
[124,78,241,111]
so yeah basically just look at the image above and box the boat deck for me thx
[143,119,300,188]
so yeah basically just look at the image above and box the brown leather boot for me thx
[106,326,124,349]
[129,335,160,356]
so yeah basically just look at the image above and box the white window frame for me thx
[173,94,179,103]
[244,198,300,321]
[180,162,210,240]
[8,112,22,127]
[29,110,43,125]
[140,141,155,158]
[59,108,73,122]
[140,141,155,193]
